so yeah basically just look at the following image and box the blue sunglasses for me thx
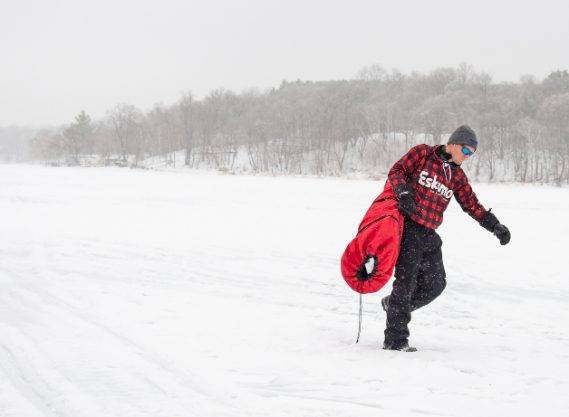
[461,146,475,156]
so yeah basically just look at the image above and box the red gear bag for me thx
[340,181,404,294]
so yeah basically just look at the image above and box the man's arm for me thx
[453,177,486,221]
[388,144,429,190]
[388,145,429,217]
[454,175,511,245]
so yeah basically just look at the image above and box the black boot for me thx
[382,342,417,352]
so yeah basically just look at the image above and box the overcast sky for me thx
[2,0,569,126]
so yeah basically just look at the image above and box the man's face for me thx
[447,144,476,165]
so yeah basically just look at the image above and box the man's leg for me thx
[383,221,425,349]
[411,231,446,311]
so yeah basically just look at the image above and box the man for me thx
[382,125,510,352]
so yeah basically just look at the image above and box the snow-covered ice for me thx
[0,164,568,417]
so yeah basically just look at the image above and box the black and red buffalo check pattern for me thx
[388,144,487,230]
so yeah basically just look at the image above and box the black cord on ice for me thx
[356,293,363,344]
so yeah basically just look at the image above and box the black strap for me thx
[356,293,363,344]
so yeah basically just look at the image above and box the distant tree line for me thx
[29,64,569,184]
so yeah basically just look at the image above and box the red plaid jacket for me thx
[388,144,487,229]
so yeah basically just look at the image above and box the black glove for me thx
[479,211,511,245]
[394,184,416,217]
[493,224,511,245]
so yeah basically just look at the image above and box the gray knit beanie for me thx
[448,125,478,148]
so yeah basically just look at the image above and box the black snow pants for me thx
[384,219,447,348]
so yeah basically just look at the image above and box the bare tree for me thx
[539,93,569,184]
[178,92,195,166]
[108,104,141,164]
[30,129,65,163]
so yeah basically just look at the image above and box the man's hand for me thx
[479,211,511,245]
[395,184,416,217]
[493,223,511,245]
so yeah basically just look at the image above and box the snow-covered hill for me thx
[0,164,567,417]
